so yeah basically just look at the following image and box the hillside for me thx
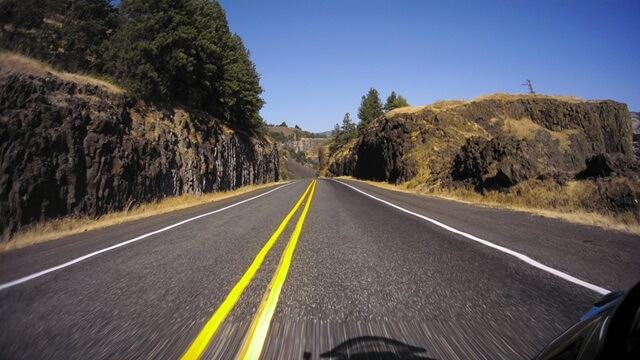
[325,93,639,226]
[267,125,330,178]
[0,54,279,239]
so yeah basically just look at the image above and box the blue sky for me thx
[219,0,639,132]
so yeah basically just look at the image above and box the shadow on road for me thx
[316,336,437,360]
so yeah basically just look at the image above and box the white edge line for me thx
[332,179,610,295]
[0,182,294,291]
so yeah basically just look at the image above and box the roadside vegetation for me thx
[0,182,286,252]
[329,87,410,153]
[339,176,640,235]
[0,0,266,134]
[0,52,123,93]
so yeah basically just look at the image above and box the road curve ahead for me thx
[1,178,638,359]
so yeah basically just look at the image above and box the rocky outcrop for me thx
[326,95,640,221]
[0,66,278,237]
[631,111,640,158]
[631,112,640,134]
[285,138,330,154]
[329,95,633,187]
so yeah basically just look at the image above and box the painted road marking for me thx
[0,183,294,292]
[237,179,316,360]
[181,180,315,360]
[334,179,611,295]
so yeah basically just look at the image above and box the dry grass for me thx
[0,51,124,93]
[335,176,640,235]
[471,93,585,103]
[0,182,287,253]
[387,105,427,116]
[387,94,590,119]
[268,126,299,137]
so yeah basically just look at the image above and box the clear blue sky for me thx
[218,0,639,132]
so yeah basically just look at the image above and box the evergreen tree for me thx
[1,0,266,134]
[0,0,118,73]
[357,87,383,132]
[332,123,341,140]
[384,91,410,112]
[107,0,265,133]
[220,32,265,131]
[59,0,119,73]
[384,91,398,112]
[396,95,409,108]
[341,112,356,141]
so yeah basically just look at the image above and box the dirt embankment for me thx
[0,55,279,239]
[327,94,639,226]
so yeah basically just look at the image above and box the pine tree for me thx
[220,32,265,132]
[332,123,342,140]
[0,0,118,73]
[107,0,265,133]
[357,88,383,132]
[59,0,119,73]
[384,91,410,112]
[341,113,356,135]
[384,91,398,112]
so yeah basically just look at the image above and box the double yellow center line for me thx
[181,179,317,360]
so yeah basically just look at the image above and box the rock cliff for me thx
[631,111,640,158]
[0,61,278,237]
[327,94,639,220]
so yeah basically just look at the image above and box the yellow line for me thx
[237,180,317,359]
[181,180,315,360]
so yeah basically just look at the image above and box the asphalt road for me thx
[285,158,316,179]
[1,178,638,359]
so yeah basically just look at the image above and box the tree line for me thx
[331,88,409,148]
[0,0,265,134]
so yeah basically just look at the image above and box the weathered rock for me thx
[328,95,633,192]
[582,153,614,177]
[631,112,640,158]
[631,112,640,134]
[0,68,278,238]
[579,153,640,179]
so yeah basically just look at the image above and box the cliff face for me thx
[329,95,632,183]
[284,138,330,155]
[0,66,278,236]
[631,111,640,158]
[327,94,639,218]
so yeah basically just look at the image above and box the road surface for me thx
[1,179,638,359]
[284,158,316,179]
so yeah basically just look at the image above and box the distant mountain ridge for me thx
[267,126,330,140]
